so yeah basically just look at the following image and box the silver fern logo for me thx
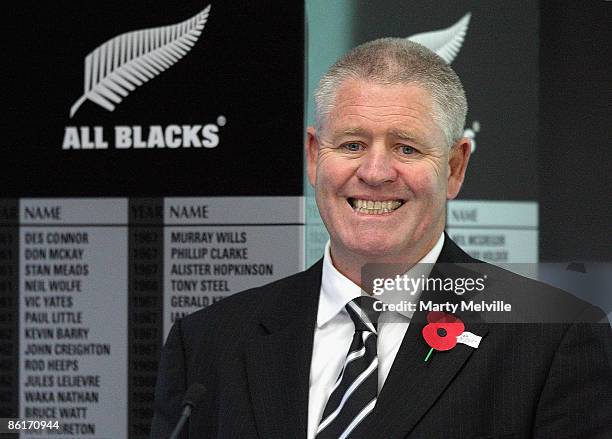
[69,5,211,118]
[406,12,471,64]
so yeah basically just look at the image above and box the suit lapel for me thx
[358,236,490,438]
[246,260,322,439]
[361,313,488,438]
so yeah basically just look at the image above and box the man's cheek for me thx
[406,168,440,194]
[317,160,353,188]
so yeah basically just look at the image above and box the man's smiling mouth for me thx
[348,198,405,215]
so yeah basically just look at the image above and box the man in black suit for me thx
[151,38,612,438]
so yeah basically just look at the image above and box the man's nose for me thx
[355,146,398,186]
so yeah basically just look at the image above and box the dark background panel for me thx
[3,1,304,197]
[539,1,611,261]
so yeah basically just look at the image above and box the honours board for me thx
[1,197,304,438]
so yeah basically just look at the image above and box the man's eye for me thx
[343,142,362,152]
[399,145,416,155]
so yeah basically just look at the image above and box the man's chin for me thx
[344,239,406,260]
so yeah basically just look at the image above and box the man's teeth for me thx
[350,199,403,214]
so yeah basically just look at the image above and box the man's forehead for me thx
[328,81,434,124]
[334,79,433,105]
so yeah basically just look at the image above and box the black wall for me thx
[539,1,611,262]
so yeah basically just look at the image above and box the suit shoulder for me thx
[178,262,321,334]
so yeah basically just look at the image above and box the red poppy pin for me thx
[422,311,465,362]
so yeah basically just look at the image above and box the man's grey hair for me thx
[314,38,468,148]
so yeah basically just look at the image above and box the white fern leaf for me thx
[407,12,471,64]
[70,5,211,118]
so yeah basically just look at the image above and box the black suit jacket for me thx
[150,237,612,438]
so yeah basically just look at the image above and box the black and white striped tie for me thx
[316,296,382,439]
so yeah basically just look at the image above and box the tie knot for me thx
[345,296,382,333]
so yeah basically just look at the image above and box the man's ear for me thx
[305,126,319,188]
[447,137,471,200]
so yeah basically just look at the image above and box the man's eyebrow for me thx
[329,127,423,143]
[388,128,419,142]
[332,127,369,138]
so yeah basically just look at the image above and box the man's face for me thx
[307,79,469,262]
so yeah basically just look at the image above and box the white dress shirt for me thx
[307,233,445,439]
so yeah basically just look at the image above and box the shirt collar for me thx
[317,233,445,328]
